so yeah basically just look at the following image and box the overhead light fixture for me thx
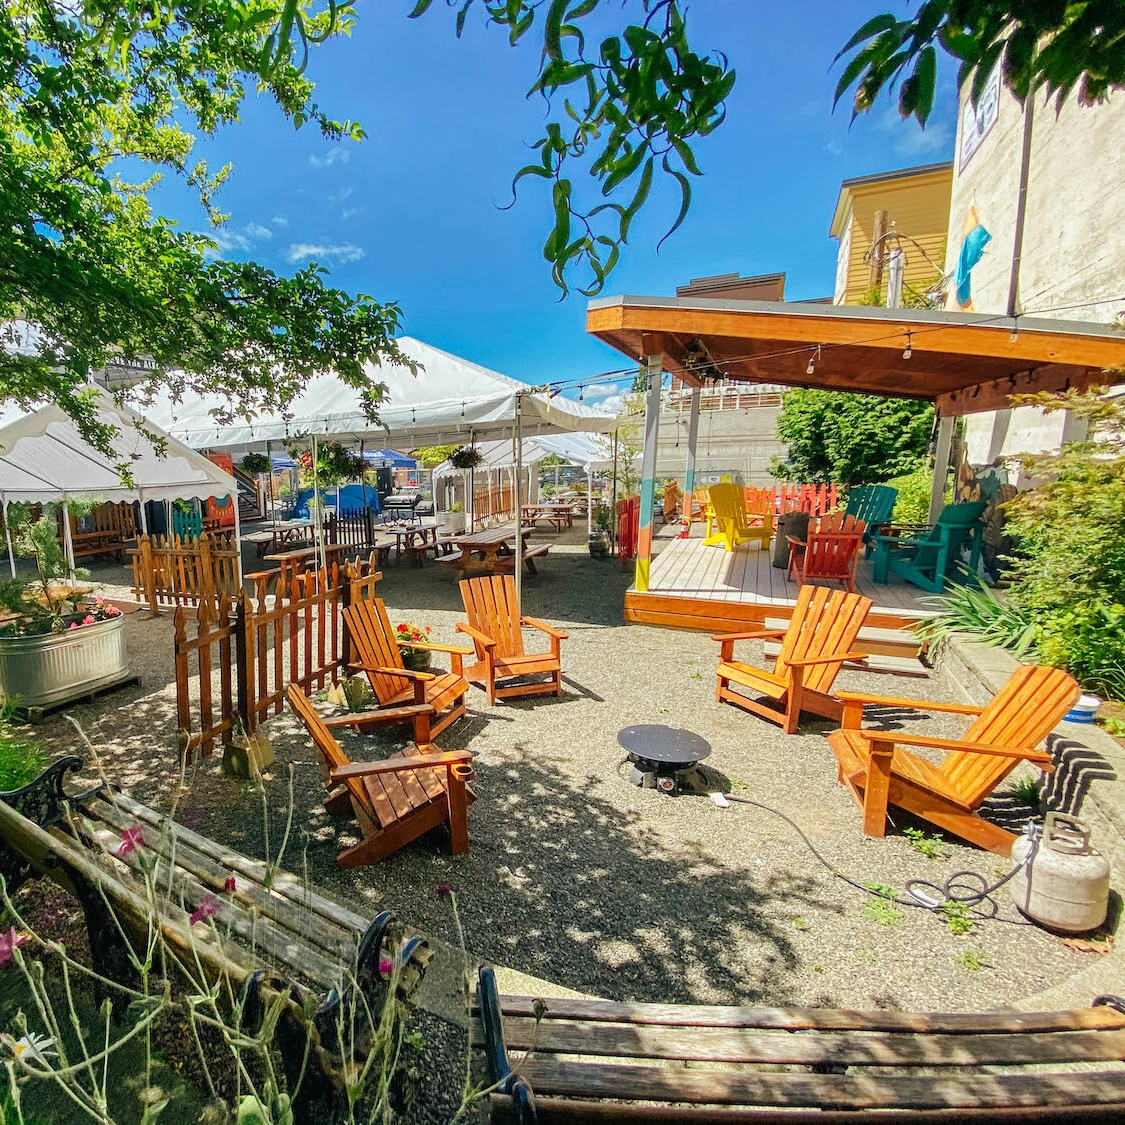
[806,345,821,375]
[902,332,912,360]
[578,386,585,403]
[1010,317,1019,343]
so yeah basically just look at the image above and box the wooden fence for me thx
[173,556,381,762]
[130,532,241,613]
[616,496,640,560]
[748,483,839,517]
[472,484,516,527]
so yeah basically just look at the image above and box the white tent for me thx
[0,387,238,578]
[135,336,616,450]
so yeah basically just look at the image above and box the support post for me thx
[232,489,244,593]
[514,398,524,606]
[266,440,276,525]
[929,413,954,523]
[586,470,593,537]
[312,434,326,579]
[610,431,619,557]
[61,502,77,583]
[137,497,148,535]
[3,502,14,578]
[683,385,701,531]
[634,354,663,592]
[886,247,905,308]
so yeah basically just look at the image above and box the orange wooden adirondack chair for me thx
[344,598,471,740]
[457,574,567,704]
[662,480,680,523]
[787,512,867,593]
[826,664,1080,854]
[287,684,475,867]
[713,586,872,733]
[703,482,772,552]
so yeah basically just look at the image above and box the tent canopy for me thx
[431,432,632,479]
[137,336,616,451]
[269,447,416,471]
[0,387,237,506]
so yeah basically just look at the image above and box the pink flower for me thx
[436,881,454,898]
[93,596,104,604]
[223,876,237,894]
[116,826,144,856]
[81,615,95,626]
[68,621,79,630]
[0,928,27,968]
[104,605,121,617]
[189,895,217,926]
[378,958,394,976]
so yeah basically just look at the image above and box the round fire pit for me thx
[617,724,711,795]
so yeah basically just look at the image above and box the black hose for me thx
[724,794,1036,925]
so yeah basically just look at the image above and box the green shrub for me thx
[1034,600,1125,700]
[884,465,949,524]
[915,585,1038,657]
[0,702,47,791]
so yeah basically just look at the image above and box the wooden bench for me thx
[441,544,551,578]
[0,758,432,1119]
[473,966,1125,1123]
[495,543,551,576]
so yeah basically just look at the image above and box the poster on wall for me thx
[959,65,1001,170]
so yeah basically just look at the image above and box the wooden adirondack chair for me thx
[845,484,898,552]
[713,585,872,733]
[287,684,475,867]
[456,575,567,704]
[787,513,867,593]
[661,480,680,523]
[826,664,1080,854]
[870,501,986,593]
[344,598,472,740]
[702,483,771,552]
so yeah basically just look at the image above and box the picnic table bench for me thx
[521,504,573,533]
[440,527,549,578]
[0,758,431,1120]
[474,966,1125,1123]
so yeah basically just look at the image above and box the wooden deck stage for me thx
[624,533,935,660]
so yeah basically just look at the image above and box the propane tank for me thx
[1010,814,1110,933]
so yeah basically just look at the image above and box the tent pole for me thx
[266,440,276,524]
[137,495,148,535]
[683,384,701,531]
[61,501,77,583]
[586,470,593,537]
[233,488,244,594]
[635,353,663,593]
[313,434,326,578]
[3,503,15,578]
[514,398,524,606]
[360,439,369,515]
[468,428,475,531]
[610,430,619,557]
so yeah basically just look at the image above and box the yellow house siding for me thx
[837,170,952,305]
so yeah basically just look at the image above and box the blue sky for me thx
[156,1,958,405]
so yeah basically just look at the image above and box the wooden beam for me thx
[936,364,1103,416]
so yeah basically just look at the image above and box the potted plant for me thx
[238,452,272,476]
[394,621,433,671]
[449,446,483,470]
[589,503,613,558]
[441,501,465,535]
[0,504,128,710]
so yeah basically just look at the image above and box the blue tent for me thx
[269,448,415,470]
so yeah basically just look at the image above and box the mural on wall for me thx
[956,450,1016,582]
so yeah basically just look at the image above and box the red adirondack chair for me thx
[788,513,866,593]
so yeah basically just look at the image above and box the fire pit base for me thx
[617,724,711,796]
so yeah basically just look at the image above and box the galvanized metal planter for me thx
[0,615,129,709]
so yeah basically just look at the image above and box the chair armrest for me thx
[785,537,806,548]
[324,703,434,728]
[836,691,985,715]
[330,750,473,782]
[349,662,436,683]
[456,622,496,648]
[521,617,568,640]
[853,730,1053,765]
[785,650,868,667]
[400,640,475,656]
[710,629,786,643]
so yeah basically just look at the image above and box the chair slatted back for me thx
[707,483,749,533]
[846,485,897,526]
[344,598,409,706]
[663,481,680,521]
[922,501,988,552]
[943,665,1080,806]
[775,585,872,695]
[802,514,866,582]
[286,684,373,820]
[459,575,524,660]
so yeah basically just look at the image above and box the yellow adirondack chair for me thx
[826,665,1080,854]
[713,585,872,733]
[703,483,772,552]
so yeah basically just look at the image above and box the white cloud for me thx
[309,146,351,168]
[329,186,354,204]
[823,139,843,156]
[597,393,626,415]
[583,382,621,400]
[877,106,954,159]
[211,230,251,253]
[341,206,363,220]
[284,242,366,265]
[244,222,272,240]
[271,215,289,227]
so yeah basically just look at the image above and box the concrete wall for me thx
[947,79,1125,467]
[653,406,785,485]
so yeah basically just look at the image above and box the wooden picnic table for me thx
[442,527,551,577]
[248,518,315,557]
[521,503,574,532]
[382,520,441,563]
[264,542,349,585]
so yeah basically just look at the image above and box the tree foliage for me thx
[1,1,406,452]
[771,390,934,486]
[836,1,1125,127]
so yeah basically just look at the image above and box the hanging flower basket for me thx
[449,445,483,470]
[238,452,271,475]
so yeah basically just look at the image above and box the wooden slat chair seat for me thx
[287,684,475,867]
[702,482,771,552]
[871,501,987,593]
[714,585,872,733]
[473,968,1125,1123]
[344,597,472,740]
[826,664,1081,854]
[457,574,567,704]
[787,512,867,593]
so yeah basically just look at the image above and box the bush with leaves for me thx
[772,391,934,486]
[883,463,948,523]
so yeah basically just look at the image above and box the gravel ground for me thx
[28,528,1108,1119]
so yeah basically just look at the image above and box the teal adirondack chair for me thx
[870,501,987,594]
[846,485,898,554]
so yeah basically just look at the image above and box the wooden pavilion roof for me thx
[586,295,1125,415]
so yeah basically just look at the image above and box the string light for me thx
[902,332,912,360]
[1010,316,1019,343]
[578,385,585,403]
[806,346,820,375]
